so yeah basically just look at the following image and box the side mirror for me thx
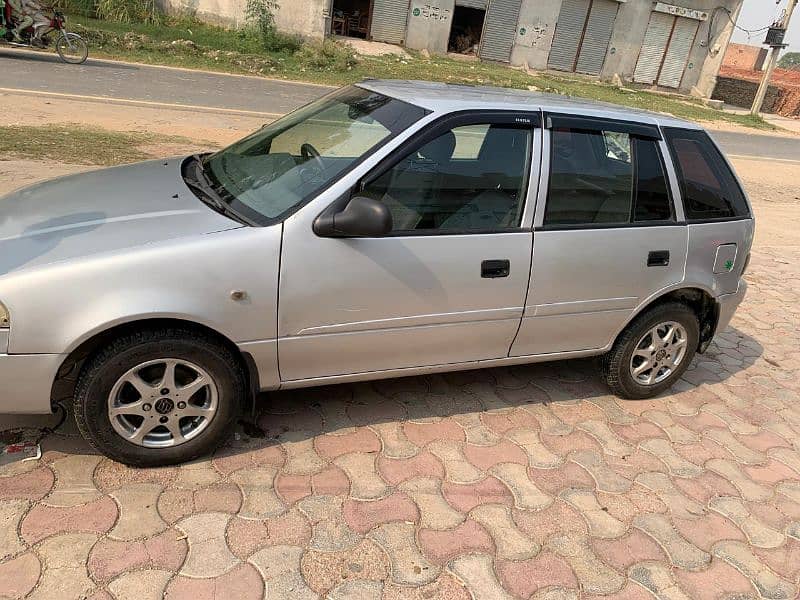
[313,196,393,238]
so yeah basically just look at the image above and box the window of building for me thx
[362,123,532,232]
[663,128,750,221]
[544,127,673,226]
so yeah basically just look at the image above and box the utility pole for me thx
[751,0,797,116]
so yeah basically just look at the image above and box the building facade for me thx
[161,0,743,97]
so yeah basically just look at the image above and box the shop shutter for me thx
[633,11,673,84]
[455,0,487,9]
[657,16,698,88]
[548,0,590,72]
[479,0,523,62]
[575,0,619,75]
[371,0,411,45]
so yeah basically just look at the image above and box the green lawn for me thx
[68,15,775,130]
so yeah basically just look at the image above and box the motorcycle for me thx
[0,4,88,64]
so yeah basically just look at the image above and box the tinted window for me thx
[663,127,750,221]
[362,123,531,232]
[545,128,672,226]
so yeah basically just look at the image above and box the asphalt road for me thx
[1,48,799,161]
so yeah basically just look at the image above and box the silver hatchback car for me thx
[0,81,753,466]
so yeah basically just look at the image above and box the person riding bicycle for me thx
[7,0,49,45]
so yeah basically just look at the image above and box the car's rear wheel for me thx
[74,328,244,467]
[602,302,699,399]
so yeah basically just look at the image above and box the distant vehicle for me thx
[0,81,753,466]
[1,7,88,64]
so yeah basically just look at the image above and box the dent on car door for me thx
[510,115,688,357]
[277,112,540,382]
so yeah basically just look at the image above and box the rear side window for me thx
[545,128,673,226]
[663,127,750,221]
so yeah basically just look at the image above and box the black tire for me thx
[602,302,699,400]
[74,328,245,467]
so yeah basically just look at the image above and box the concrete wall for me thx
[159,0,326,38]
[510,0,562,69]
[600,0,742,97]
[723,42,767,71]
[405,0,455,55]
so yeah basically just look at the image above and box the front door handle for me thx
[482,259,510,278]
[647,250,670,267]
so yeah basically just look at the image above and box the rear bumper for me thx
[716,279,748,335]
[0,353,63,414]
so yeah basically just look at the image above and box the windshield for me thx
[200,86,427,225]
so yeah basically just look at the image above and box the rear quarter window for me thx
[663,127,750,221]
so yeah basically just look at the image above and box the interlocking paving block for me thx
[453,412,502,446]
[470,503,540,560]
[1,499,28,559]
[45,455,102,507]
[0,552,40,599]
[231,467,285,519]
[369,422,418,458]
[398,476,463,530]
[569,449,632,494]
[546,535,625,595]
[560,488,626,539]
[709,496,785,548]
[586,397,637,425]
[576,420,634,457]
[706,459,773,502]
[786,522,800,541]
[28,533,98,600]
[328,579,383,600]
[334,452,390,500]
[428,441,483,484]
[281,432,327,475]
[634,472,705,519]
[633,513,711,571]
[701,404,759,435]
[176,512,239,577]
[298,495,360,552]
[507,428,563,468]
[249,545,317,600]
[368,522,440,586]
[703,429,767,465]
[448,554,515,600]
[629,561,691,600]
[712,541,798,600]
[639,438,703,478]
[490,462,553,511]
[530,588,580,600]
[108,569,172,600]
[644,411,699,444]
[767,447,800,475]
[524,404,573,436]
[109,483,167,540]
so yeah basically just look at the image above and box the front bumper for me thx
[0,352,64,414]
[716,279,748,335]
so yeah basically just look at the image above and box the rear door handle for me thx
[482,259,510,278]
[647,250,670,267]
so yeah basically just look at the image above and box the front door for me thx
[511,114,688,357]
[279,112,538,382]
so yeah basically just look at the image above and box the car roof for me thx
[357,79,701,130]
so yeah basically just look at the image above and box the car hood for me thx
[0,158,243,275]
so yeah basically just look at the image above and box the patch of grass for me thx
[0,124,169,165]
[67,15,776,130]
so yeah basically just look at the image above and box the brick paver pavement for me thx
[1,245,799,600]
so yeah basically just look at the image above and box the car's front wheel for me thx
[602,302,699,399]
[74,328,245,467]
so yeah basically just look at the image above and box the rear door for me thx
[510,114,688,357]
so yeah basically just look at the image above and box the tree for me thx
[778,52,800,69]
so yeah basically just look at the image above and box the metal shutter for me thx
[456,0,487,9]
[548,0,590,72]
[575,0,618,75]
[370,0,411,45]
[633,11,673,84]
[479,0,523,62]
[657,16,698,88]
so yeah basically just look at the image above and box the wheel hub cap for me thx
[107,358,219,449]
[629,321,689,386]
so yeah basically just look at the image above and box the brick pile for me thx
[713,65,800,117]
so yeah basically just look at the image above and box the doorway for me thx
[448,6,486,55]
[330,0,372,39]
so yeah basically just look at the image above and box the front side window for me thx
[197,86,426,224]
[663,128,750,221]
[544,127,673,226]
[361,122,532,233]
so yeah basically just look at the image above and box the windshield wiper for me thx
[185,155,256,226]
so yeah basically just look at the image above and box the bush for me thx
[295,39,357,72]
[245,0,299,53]
[96,0,162,24]
[52,0,97,17]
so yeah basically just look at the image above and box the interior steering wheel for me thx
[300,143,325,171]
